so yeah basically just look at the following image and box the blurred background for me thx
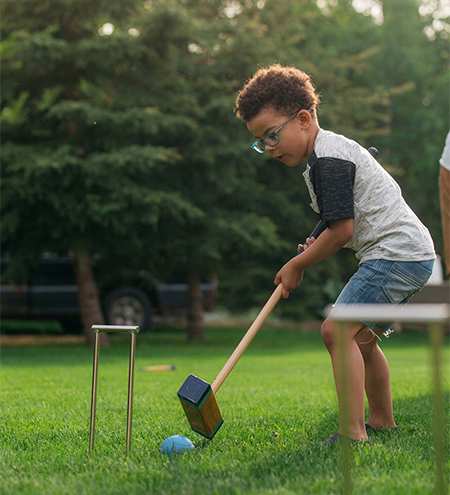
[1,0,449,343]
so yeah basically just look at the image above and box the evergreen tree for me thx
[2,0,447,345]
[1,0,201,342]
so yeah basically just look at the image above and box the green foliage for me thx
[1,0,448,321]
[370,0,449,256]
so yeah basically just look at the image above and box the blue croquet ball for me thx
[160,435,195,456]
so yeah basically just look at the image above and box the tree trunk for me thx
[73,251,109,346]
[187,259,205,342]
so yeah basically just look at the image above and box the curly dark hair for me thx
[235,64,321,122]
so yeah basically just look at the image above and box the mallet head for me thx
[177,374,223,439]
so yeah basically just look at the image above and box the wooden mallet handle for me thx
[211,284,283,394]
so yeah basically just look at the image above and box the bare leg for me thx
[321,317,369,441]
[356,328,397,428]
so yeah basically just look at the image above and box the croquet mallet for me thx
[177,283,283,439]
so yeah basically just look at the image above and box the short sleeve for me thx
[309,157,356,227]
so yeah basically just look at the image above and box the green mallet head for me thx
[177,374,224,439]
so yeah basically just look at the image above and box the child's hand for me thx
[297,236,316,253]
[274,260,304,299]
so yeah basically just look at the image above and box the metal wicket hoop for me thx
[89,325,140,455]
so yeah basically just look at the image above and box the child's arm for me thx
[274,218,354,299]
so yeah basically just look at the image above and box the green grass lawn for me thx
[1,327,449,495]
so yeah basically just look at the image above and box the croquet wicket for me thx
[89,325,140,455]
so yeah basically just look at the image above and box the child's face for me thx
[246,106,314,166]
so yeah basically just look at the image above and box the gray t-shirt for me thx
[303,129,436,264]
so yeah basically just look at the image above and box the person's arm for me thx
[274,218,354,299]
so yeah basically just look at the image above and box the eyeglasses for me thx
[251,109,308,154]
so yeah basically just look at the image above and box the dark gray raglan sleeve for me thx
[309,157,356,227]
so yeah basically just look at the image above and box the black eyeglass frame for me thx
[251,109,311,154]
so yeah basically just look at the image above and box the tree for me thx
[2,0,447,347]
[376,0,449,260]
[1,0,201,343]
[1,0,286,342]
[137,1,287,339]
[199,0,396,316]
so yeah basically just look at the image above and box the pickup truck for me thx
[0,256,217,331]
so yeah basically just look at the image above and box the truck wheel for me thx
[104,287,152,331]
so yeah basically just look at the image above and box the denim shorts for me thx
[334,259,435,336]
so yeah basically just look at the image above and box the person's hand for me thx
[274,259,304,299]
[297,236,316,254]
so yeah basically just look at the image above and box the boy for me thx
[234,64,435,444]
